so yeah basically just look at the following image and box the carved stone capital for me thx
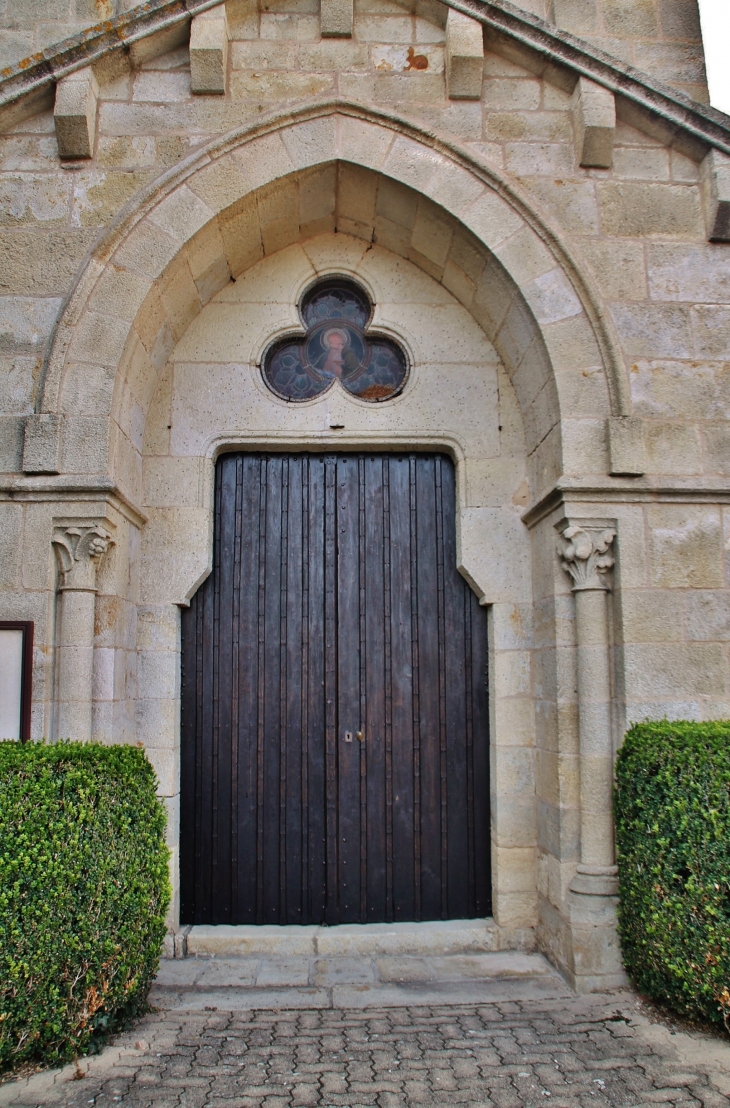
[52,524,114,591]
[558,522,615,592]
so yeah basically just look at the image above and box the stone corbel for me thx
[700,148,730,243]
[54,66,99,159]
[321,0,354,37]
[572,77,615,169]
[445,9,483,100]
[190,6,230,94]
[52,523,114,591]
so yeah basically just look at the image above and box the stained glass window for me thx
[263,278,408,403]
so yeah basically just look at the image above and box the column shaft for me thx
[574,587,614,871]
[52,522,113,743]
[56,588,96,741]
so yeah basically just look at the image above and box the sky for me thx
[698,0,730,115]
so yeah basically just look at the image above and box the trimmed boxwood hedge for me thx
[0,741,170,1072]
[615,721,730,1026]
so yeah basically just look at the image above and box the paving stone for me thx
[2,994,730,1108]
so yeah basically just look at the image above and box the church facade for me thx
[1,0,729,992]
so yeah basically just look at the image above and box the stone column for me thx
[558,521,617,893]
[558,521,626,990]
[52,523,114,742]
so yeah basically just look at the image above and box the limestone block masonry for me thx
[0,0,729,994]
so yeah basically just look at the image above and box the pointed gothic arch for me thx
[33,102,631,509]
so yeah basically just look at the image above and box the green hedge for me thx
[615,721,730,1025]
[0,742,171,1072]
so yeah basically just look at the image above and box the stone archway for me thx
[33,105,632,988]
[31,103,630,502]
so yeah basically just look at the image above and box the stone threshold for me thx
[180,918,502,958]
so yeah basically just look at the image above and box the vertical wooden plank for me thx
[179,589,197,923]
[441,458,469,918]
[358,455,368,922]
[464,590,475,913]
[336,454,361,923]
[237,455,261,923]
[195,469,219,923]
[364,456,387,921]
[389,455,415,921]
[262,457,283,923]
[229,456,243,921]
[415,455,441,921]
[278,457,289,920]
[435,456,448,919]
[298,456,310,922]
[210,459,222,924]
[255,456,268,923]
[383,457,394,921]
[307,456,327,923]
[409,455,421,920]
[213,454,237,922]
[324,455,339,925]
[285,457,304,922]
[471,588,491,915]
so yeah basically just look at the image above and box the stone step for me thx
[185,918,500,958]
[151,950,573,1011]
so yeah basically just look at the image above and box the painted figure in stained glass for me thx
[263,278,407,403]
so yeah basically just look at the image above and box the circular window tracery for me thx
[262,277,408,403]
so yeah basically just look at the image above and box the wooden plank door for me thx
[180,452,490,925]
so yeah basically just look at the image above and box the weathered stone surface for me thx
[321,0,354,37]
[607,416,645,475]
[21,412,61,473]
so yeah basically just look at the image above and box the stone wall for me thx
[0,0,708,103]
[0,0,145,69]
[513,0,707,103]
[0,0,728,989]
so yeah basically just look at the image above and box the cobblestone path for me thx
[2,994,730,1108]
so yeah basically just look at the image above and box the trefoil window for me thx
[262,277,408,402]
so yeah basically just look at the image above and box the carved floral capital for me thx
[558,523,615,592]
[52,524,114,591]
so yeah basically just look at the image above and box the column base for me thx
[568,881,629,993]
[570,864,619,896]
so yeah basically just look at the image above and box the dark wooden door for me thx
[180,453,490,925]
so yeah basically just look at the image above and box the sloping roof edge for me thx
[455,0,730,156]
[0,0,728,154]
